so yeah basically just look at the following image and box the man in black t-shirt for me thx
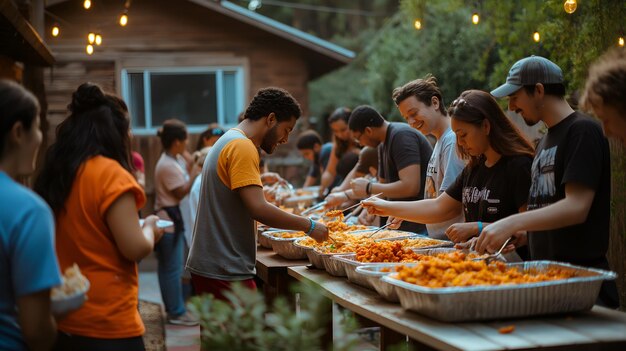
[347,105,433,234]
[477,56,619,308]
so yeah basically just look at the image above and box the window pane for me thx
[128,73,145,128]
[222,71,240,124]
[150,73,218,126]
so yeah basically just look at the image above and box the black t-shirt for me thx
[527,112,611,268]
[446,155,532,223]
[378,122,433,233]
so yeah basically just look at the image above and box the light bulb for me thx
[88,32,95,44]
[472,13,479,25]
[51,25,60,37]
[120,13,128,26]
[619,37,625,47]
[95,34,102,46]
[83,0,91,10]
[86,44,94,55]
[533,31,541,43]
[563,0,577,14]
[414,19,422,30]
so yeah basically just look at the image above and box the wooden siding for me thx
[43,0,316,210]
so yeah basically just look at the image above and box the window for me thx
[121,67,245,134]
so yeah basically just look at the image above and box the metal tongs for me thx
[472,237,512,264]
[301,201,327,216]
[366,222,393,238]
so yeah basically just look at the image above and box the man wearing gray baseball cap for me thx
[475,55,619,308]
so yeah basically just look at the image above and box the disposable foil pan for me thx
[381,261,617,322]
[320,251,350,276]
[355,264,406,302]
[258,231,273,249]
[271,238,307,260]
[294,238,323,269]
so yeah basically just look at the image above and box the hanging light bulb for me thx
[88,32,95,44]
[51,24,60,37]
[86,44,94,55]
[619,37,625,47]
[83,0,91,10]
[533,31,541,42]
[119,11,128,26]
[563,0,577,14]
[95,34,102,46]
[414,19,422,30]
[472,13,480,25]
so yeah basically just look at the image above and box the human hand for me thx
[445,222,479,243]
[361,197,393,217]
[475,219,515,254]
[358,210,376,225]
[143,215,165,243]
[454,237,477,251]
[324,192,348,209]
[309,221,329,243]
[261,172,286,185]
[350,177,369,198]
[386,216,403,230]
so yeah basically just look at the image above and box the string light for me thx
[563,0,577,14]
[119,11,128,26]
[472,13,479,25]
[533,31,541,42]
[51,24,60,37]
[83,0,91,10]
[88,32,95,44]
[414,19,422,30]
[619,37,625,47]
[86,44,94,55]
[95,34,102,46]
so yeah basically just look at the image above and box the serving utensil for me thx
[366,222,393,238]
[472,237,512,264]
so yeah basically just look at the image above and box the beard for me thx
[260,124,280,154]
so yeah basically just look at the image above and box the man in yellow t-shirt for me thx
[187,87,329,300]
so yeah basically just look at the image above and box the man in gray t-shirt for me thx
[392,77,465,239]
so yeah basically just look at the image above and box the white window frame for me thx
[121,66,245,135]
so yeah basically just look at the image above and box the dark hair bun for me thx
[68,82,106,113]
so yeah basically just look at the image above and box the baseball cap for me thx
[491,55,564,98]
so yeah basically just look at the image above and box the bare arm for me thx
[302,175,317,188]
[477,182,594,253]
[107,192,163,261]
[238,185,328,242]
[352,164,421,199]
[362,192,462,224]
[171,166,201,200]
[318,145,339,196]
[17,290,57,351]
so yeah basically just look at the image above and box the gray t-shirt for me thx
[424,128,465,239]
[186,129,263,280]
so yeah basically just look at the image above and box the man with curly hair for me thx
[187,87,328,300]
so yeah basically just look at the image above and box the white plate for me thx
[139,219,174,228]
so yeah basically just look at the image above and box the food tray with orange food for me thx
[314,232,433,276]
[261,230,309,259]
[379,260,617,322]
[333,247,466,290]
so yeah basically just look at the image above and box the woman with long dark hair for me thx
[363,90,534,250]
[35,82,163,350]
[317,107,360,197]
[0,80,61,351]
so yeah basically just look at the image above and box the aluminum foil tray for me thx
[270,238,308,260]
[355,264,406,302]
[258,231,273,249]
[320,252,350,276]
[381,261,617,322]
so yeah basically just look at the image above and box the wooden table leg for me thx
[380,326,406,351]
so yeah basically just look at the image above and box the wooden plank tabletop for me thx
[288,266,626,351]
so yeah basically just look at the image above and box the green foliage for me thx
[188,282,361,351]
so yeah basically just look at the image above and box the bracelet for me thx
[477,221,483,235]
[306,218,316,236]
[366,182,372,196]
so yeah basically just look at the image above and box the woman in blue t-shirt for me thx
[363,90,535,253]
[0,80,62,351]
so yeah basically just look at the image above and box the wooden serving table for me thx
[289,266,626,351]
[255,246,308,305]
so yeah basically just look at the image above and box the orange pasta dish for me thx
[269,231,306,239]
[392,255,578,288]
[356,241,424,262]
